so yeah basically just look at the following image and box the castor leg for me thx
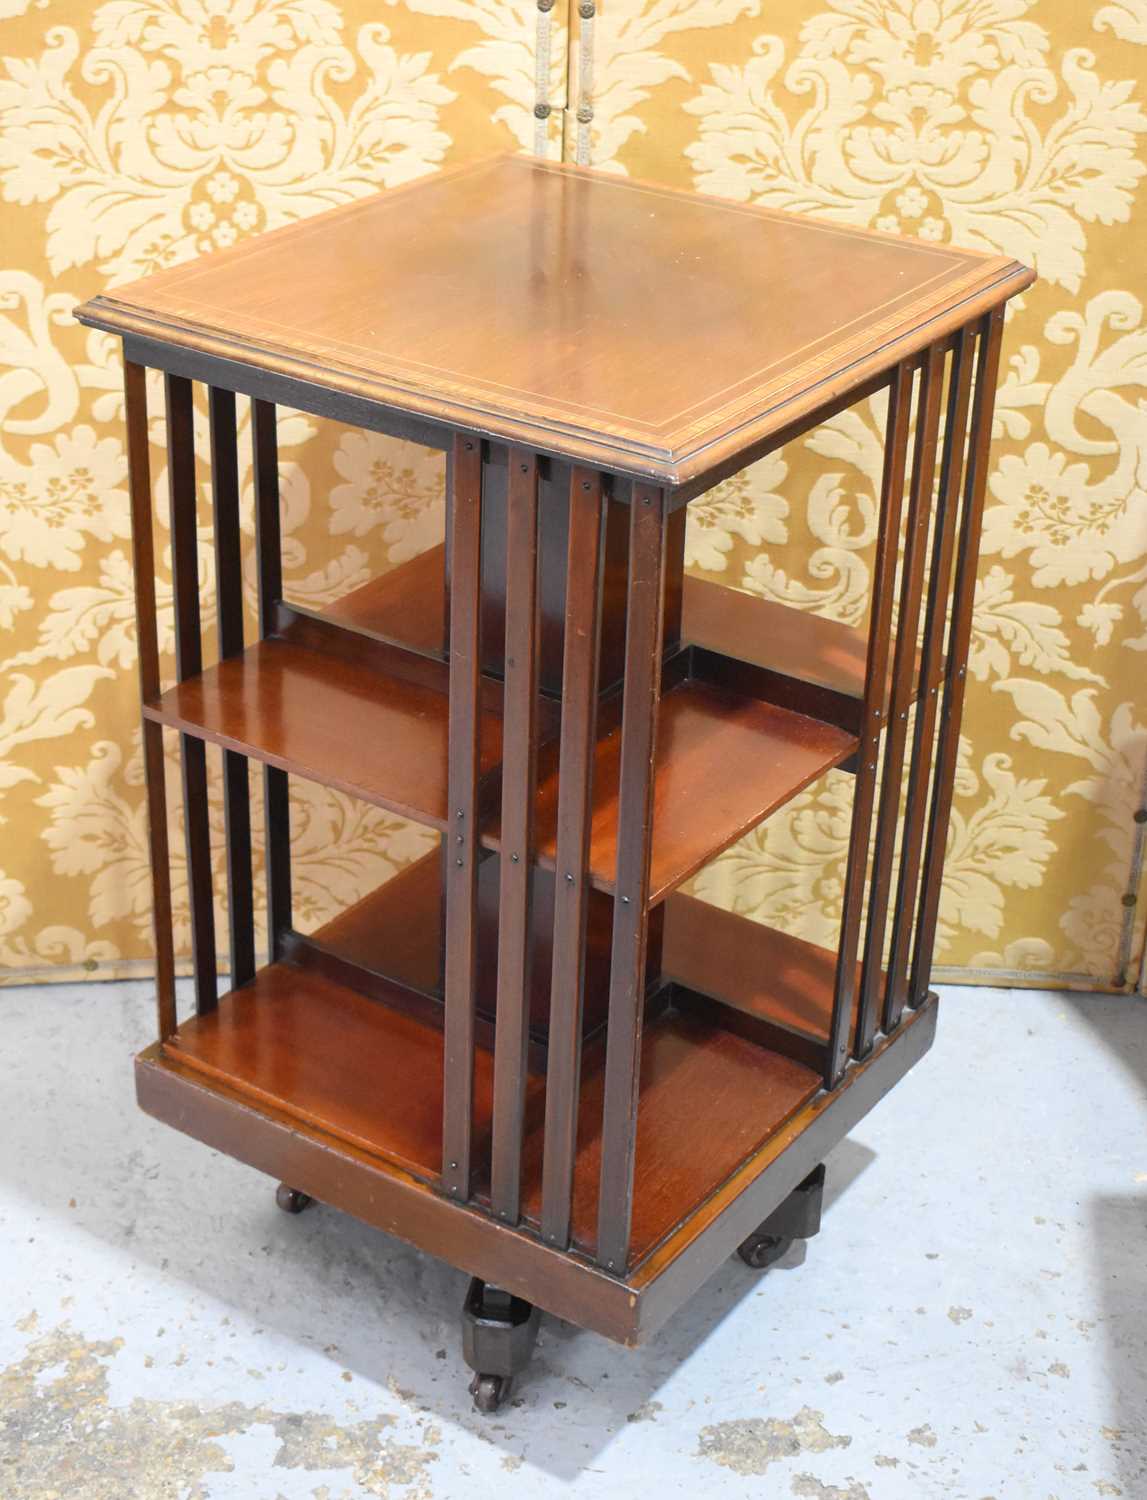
[737,1231,795,1269]
[275,1183,313,1215]
[469,1372,512,1414]
[736,1164,825,1269]
[461,1278,540,1414]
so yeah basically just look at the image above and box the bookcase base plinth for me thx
[136,994,937,1346]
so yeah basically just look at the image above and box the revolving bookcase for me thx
[77,155,1032,1412]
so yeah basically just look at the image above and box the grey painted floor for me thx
[1,980,1145,1499]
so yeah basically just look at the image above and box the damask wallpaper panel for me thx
[0,0,566,982]
[3,0,1147,994]
[567,0,1147,992]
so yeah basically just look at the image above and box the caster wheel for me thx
[737,1232,793,1270]
[469,1372,511,1414]
[275,1183,313,1215]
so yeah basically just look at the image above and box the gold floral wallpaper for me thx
[1,0,1146,993]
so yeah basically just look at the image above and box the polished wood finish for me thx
[165,963,511,1181]
[100,154,1022,1367]
[542,469,606,1248]
[910,310,1006,1007]
[144,637,504,829]
[625,995,938,1334]
[165,373,217,1015]
[324,545,446,655]
[160,963,820,1271]
[597,485,668,1270]
[78,157,1032,488]
[856,346,945,1054]
[829,363,913,1078]
[145,616,854,906]
[209,387,256,989]
[884,327,975,1028]
[137,996,936,1344]
[496,677,856,905]
[524,1009,821,1265]
[297,848,616,1047]
[334,555,880,712]
[124,362,177,1041]
[663,894,863,1056]
[683,576,870,703]
[443,435,484,1200]
[251,399,291,960]
[491,449,542,1223]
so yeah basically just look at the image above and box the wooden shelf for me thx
[519,1008,821,1264]
[299,847,617,1045]
[330,547,871,704]
[146,601,854,906]
[683,576,868,701]
[489,678,856,906]
[143,636,503,829]
[321,546,445,657]
[163,959,821,1267]
[662,893,863,1052]
[165,963,519,1182]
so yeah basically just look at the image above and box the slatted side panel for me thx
[883,327,975,1031]
[125,362,177,1042]
[165,373,218,1016]
[442,435,484,1201]
[209,388,255,990]
[540,469,606,1248]
[825,362,913,1083]
[596,484,667,1273]
[251,399,292,962]
[491,449,542,1223]
[853,345,945,1057]
[910,309,1006,1006]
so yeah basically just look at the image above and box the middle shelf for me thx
[144,556,858,908]
[164,875,835,1264]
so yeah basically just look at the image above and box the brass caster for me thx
[737,1232,794,1269]
[461,1278,538,1409]
[275,1183,313,1215]
[734,1164,825,1271]
[469,1372,512,1414]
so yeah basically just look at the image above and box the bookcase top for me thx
[77,154,1032,485]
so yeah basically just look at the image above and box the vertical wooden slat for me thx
[596,482,667,1273]
[251,398,291,961]
[824,364,913,1082]
[883,329,975,1031]
[442,433,484,1201]
[854,344,945,1055]
[125,362,177,1041]
[209,387,255,989]
[165,373,217,1015]
[541,468,606,1247]
[910,310,1006,1006]
[490,448,541,1222]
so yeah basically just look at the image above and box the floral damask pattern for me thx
[1,0,1146,993]
[0,0,565,981]
[591,0,1147,991]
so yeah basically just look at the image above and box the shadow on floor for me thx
[1092,1192,1147,1496]
[1,980,880,1476]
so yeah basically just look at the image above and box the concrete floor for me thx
[1,981,1145,1499]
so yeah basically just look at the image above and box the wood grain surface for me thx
[76,155,1032,485]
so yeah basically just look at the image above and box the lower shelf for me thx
[662,893,863,1054]
[138,994,939,1344]
[163,957,821,1265]
[165,963,502,1181]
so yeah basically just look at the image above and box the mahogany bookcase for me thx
[77,155,1032,1412]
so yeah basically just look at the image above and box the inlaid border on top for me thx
[77,155,1035,486]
